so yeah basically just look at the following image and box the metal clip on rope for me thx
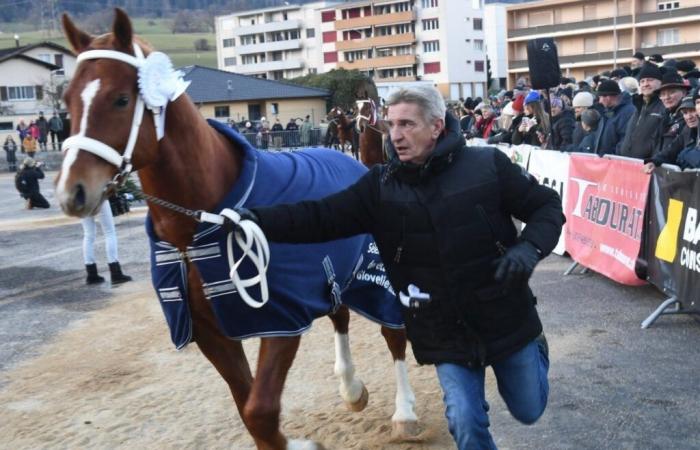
[199,209,270,309]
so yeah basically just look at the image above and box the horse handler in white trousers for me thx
[82,200,132,286]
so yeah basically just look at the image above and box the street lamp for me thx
[14,34,20,47]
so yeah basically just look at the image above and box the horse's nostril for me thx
[74,183,86,210]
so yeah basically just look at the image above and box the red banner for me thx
[565,155,651,285]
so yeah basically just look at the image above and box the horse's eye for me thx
[114,96,129,108]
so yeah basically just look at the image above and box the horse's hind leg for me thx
[381,326,420,439]
[328,305,369,411]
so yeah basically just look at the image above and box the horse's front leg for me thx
[381,326,420,440]
[245,336,324,450]
[328,306,369,411]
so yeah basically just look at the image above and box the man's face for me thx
[639,78,661,97]
[660,88,685,110]
[599,94,619,109]
[682,108,698,128]
[551,105,562,116]
[574,106,587,117]
[387,102,444,165]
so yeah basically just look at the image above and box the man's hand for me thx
[643,162,656,174]
[222,207,260,234]
[494,241,541,289]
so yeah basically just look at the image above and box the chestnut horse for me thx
[327,106,359,160]
[55,9,418,450]
[355,98,386,167]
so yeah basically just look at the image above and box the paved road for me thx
[1,171,699,449]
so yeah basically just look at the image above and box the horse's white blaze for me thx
[56,79,101,200]
[391,359,418,423]
[333,332,364,402]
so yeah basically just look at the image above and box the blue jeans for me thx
[435,338,549,450]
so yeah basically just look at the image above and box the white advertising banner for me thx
[526,149,570,255]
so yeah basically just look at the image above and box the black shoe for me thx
[85,263,105,285]
[109,261,132,285]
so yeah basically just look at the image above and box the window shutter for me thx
[0,86,7,101]
[35,85,43,100]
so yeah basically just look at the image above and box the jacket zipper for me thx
[394,214,406,263]
[476,204,507,256]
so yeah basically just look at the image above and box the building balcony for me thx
[231,19,301,36]
[636,6,700,23]
[237,39,302,55]
[236,59,304,74]
[509,49,634,70]
[337,54,417,70]
[336,33,416,51]
[335,11,416,31]
[639,42,700,56]
[508,15,633,39]
[375,75,417,83]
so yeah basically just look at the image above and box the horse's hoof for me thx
[345,385,369,412]
[391,420,421,441]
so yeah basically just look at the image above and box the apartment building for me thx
[506,0,700,87]
[215,2,331,80]
[319,0,487,100]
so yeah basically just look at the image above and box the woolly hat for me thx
[502,101,515,116]
[597,79,622,96]
[581,109,601,128]
[22,157,36,167]
[633,52,645,61]
[660,71,689,91]
[694,89,700,102]
[638,63,663,81]
[572,91,594,107]
[676,60,697,73]
[610,68,628,79]
[679,95,695,110]
[524,91,540,105]
[649,54,664,64]
[511,95,525,112]
[619,76,639,94]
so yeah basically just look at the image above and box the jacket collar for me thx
[384,112,463,184]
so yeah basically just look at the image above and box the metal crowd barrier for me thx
[238,129,325,150]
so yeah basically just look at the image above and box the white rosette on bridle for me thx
[137,51,191,140]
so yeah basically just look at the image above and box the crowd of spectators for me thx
[456,53,700,171]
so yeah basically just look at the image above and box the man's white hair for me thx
[386,84,446,123]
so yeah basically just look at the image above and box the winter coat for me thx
[657,106,686,158]
[575,120,606,155]
[650,126,698,167]
[618,92,665,159]
[511,114,542,146]
[597,94,636,155]
[252,113,564,368]
[548,109,576,150]
[488,115,522,146]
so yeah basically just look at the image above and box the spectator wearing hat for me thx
[676,60,699,89]
[513,91,550,146]
[488,99,523,145]
[15,157,49,209]
[474,105,497,140]
[618,63,665,159]
[675,91,700,169]
[597,79,636,154]
[610,68,628,81]
[619,77,639,96]
[649,54,664,66]
[657,71,690,157]
[564,92,595,151]
[632,52,646,71]
[576,109,605,154]
[547,96,576,150]
[645,93,699,172]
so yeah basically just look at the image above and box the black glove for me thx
[494,241,542,289]
[222,207,260,234]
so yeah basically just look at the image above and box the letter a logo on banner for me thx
[655,198,684,263]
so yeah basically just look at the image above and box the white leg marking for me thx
[392,360,417,423]
[334,332,363,403]
[287,439,319,450]
[56,79,101,200]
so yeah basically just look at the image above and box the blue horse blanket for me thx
[147,119,403,349]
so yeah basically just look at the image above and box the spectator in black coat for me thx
[597,79,636,154]
[563,91,594,152]
[576,109,605,154]
[15,157,49,209]
[645,94,699,171]
[547,96,576,150]
[657,71,690,158]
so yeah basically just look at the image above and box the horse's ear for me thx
[62,13,93,53]
[112,8,133,52]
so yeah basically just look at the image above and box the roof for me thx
[0,53,60,70]
[180,65,330,103]
[0,41,72,68]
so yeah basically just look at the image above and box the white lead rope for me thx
[199,209,270,308]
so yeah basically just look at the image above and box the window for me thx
[657,28,679,46]
[657,1,680,10]
[323,31,337,43]
[584,36,597,53]
[475,60,484,72]
[424,62,441,74]
[474,39,483,51]
[289,29,299,40]
[0,121,13,131]
[54,54,63,68]
[308,68,318,74]
[224,57,236,66]
[214,106,230,118]
[422,0,438,8]
[241,34,256,45]
[379,68,394,78]
[345,50,365,62]
[321,11,335,22]
[271,103,279,114]
[271,51,283,61]
[223,38,235,48]
[396,45,412,55]
[397,67,413,77]
[377,48,392,57]
[7,86,36,101]
[583,4,597,20]
[422,18,439,30]
[396,23,411,34]
[376,25,392,36]
[324,51,338,63]
[423,40,440,52]
[306,28,315,38]
[283,12,288,20]
[395,2,410,12]
[473,18,483,30]
[38,53,51,63]
[528,11,551,26]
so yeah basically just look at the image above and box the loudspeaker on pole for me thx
[527,38,561,90]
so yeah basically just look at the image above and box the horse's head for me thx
[56,9,166,217]
[326,107,342,123]
[355,99,378,133]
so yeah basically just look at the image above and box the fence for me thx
[238,129,326,150]
[466,139,700,329]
